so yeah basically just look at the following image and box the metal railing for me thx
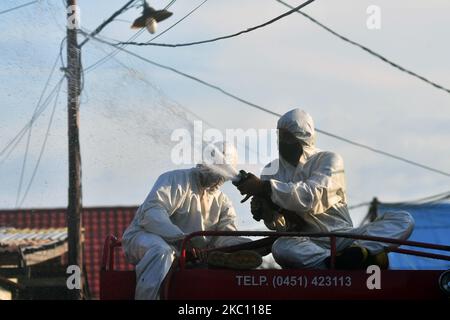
[179,231,450,269]
[100,231,450,271]
[101,235,120,271]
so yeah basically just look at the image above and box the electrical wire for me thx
[275,0,450,95]
[78,0,138,48]
[347,202,371,210]
[59,37,67,69]
[354,189,450,227]
[0,76,65,165]
[118,0,450,96]
[145,0,209,44]
[0,0,39,16]
[18,78,64,208]
[83,28,145,73]
[90,40,259,158]
[83,0,206,72]
[80,32,450,178]
[379,190,450,207]
[164,0,177,10]
[14,53,62,207]
[117,0,317,47]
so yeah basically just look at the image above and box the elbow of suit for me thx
[293,184,315,211]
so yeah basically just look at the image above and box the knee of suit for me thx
[399,211,415,236]
[271,240,321,269]
[384,210,415,229]
[149,242,175,259]
[271,237,303,267]
[271,237,289,260]
[382,210,416,241]
[131,240,175,266]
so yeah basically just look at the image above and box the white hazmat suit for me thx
[260,109,415,269]
[122,142,249,299]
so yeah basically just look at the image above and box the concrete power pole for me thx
[66,0,83,300]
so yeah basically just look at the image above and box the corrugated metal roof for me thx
[0,206,137,299]
[0,227,67,248]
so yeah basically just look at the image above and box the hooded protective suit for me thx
[260,109,415,269]
[122,142,249,299]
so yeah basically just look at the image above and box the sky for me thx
[1,0,449,230]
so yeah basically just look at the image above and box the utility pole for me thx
[66,0,83,300]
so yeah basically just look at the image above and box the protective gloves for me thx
[236,172,271,199]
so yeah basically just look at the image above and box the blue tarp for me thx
[378,202,450,270]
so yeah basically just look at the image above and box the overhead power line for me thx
[276,0,450,95]
[80,31,450,178]
[84,28,145,73]
[79,0,137,47]
[348,202,371,210]
[18,79,64,208]
[84,0,208,73]
[117,0,450,95]
[116,0,317,47]
[0,0,39,16]
[165,0,178,9]
[350,189,450,215]
[357,189,450,226]
[79,0,179,48]
[144,0,209,44]
[15,53,61,207]
[379,190,450,207]
[0,76,65,165]
[89,38,259,158]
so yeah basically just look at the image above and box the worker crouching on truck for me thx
[236,108,415,270]
[122,141,262,300]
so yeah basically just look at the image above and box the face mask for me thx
[197,166,225,191]
[279,141,303,166]
[202,174,225,190]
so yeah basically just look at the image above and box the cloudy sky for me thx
[1,0,449,229]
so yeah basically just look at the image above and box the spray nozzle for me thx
[232,170,249,186]
[232,170,252,203]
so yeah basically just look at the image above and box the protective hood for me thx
[277,109,317,164]
[199,141,238,176]
[277,109,315,147]
[196,141,239,191]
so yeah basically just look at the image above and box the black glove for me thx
[251,196,280,225]
[250,197,264,222]
[236,173,271,198]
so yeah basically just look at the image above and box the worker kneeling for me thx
[237,109,415,270]
[122,141,261,300]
